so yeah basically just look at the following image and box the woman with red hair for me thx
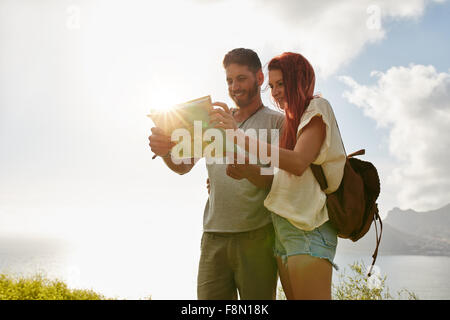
[264,52,346,300]
[210,52,346,299]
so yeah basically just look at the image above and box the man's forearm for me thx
[162,156,195,175]
[245,165,274,189]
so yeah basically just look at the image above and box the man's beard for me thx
[231,80,259,108]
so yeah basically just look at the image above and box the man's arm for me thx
[149,127,198,175]
[226,162,274,190]
[162,156,198,175]
[245,165,274,189]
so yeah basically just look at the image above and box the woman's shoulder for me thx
[301,97,332,121]
[307,97,332,112]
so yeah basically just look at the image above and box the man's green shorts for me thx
[197,223,278,300]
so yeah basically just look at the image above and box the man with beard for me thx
[148,48,284,299]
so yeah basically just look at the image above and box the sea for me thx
[333,253,450,300]
[1,240,449,300]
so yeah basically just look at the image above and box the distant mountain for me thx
[337,203,450,257]
[384,204,450,244]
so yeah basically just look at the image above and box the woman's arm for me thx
[232,115,326,177]
[211,104,327,177]
[276,116,326,176]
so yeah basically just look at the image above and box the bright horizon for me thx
[1,0,449,299]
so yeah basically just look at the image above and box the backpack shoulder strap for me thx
[310,148,366,192]
[310,164,328,191]
[309,103,344,191]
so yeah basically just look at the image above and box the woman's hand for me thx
[209,102,238,130]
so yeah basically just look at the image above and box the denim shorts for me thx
[271,212,339,271]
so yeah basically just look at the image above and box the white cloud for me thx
[340,64,450,211]
[142,0,446,78]
[248,0,444,77]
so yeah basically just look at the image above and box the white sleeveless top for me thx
[264,97,346,231]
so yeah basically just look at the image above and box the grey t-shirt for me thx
[203,106,285,232]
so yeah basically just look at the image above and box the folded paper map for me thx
[147,95,213,134]
[147,95,234,159]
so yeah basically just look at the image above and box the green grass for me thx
[0,273,111,300]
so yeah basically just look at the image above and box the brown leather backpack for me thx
[311,149,382,276]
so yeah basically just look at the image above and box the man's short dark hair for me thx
[223,48,262,73]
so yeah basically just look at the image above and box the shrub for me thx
[0,273,110,300]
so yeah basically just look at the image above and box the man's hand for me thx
[206,178,210,194]
[209,102,238,130]
[148,127,176,157]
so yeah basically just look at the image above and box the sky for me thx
[0,0,449,299]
